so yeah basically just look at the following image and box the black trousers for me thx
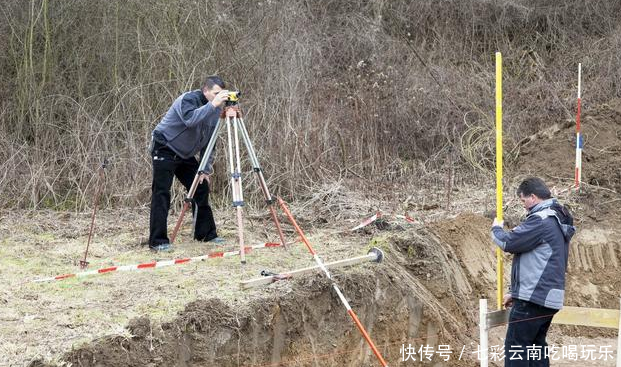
[148,142,217,247]
[504,299,558,367]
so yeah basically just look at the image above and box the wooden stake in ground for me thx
[79,160,107,269]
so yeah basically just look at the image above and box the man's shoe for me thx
[150,243,173,252]
[208,237,226,244]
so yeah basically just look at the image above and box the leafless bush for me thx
[0,0,620,210]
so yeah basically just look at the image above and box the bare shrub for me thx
[0,0,620,210]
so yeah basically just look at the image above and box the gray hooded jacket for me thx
[491,199,576,310]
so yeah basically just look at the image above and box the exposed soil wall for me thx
[37,268,463,366]
[32,220,501,367]
[28,210,621,366]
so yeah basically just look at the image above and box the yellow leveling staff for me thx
[495,52,504,310]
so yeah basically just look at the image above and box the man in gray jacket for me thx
[148,76,230,251]
[491,177,575,366]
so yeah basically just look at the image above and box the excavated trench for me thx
[33,219,498,367]
[30,206,621,366]
[31,99,621,366]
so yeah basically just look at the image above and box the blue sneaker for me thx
[150,243,173,252]
[208,237,226,244]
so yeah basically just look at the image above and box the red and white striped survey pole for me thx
[575,63,583,188]
[33,242,282,283]
[277,197,389,367]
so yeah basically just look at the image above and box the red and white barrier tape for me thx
[350,212,381,231]
[33,242,282,283]
[350,211,416,231]
[394,214,416,223]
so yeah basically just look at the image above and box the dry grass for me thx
[0,177,504,366]
[0,183,457,365]
[0,174,615,365]
[0,206,368,366]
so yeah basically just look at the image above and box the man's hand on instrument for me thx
[212,90,230,108]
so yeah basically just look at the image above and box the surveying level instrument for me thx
[225,91,241,105]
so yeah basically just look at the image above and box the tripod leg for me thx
[238,117,288,248]
[170,180,196,244]
[170,118,223,244]
[233,116,247,264]
[227,115,246,264]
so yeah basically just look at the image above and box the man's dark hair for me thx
[516,177,552,199]
[202,75,225,91]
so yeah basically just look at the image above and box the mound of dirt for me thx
[22,206,621,366]
[516,99,621,192]
[31,252,477,367]
[428,213,506,297]
[509,99,621,232]
[31,212,530,367]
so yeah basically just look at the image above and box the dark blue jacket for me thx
[153,90,220,165]
[491,199,575,309]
